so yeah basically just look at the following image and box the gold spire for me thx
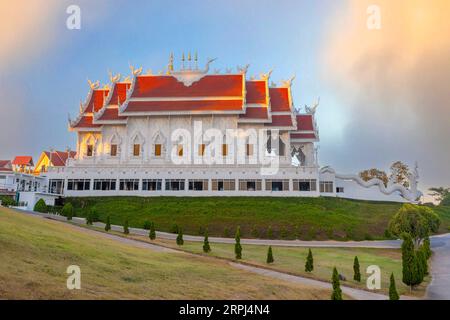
[168,52,174,74]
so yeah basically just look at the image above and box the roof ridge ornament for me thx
[281,75,295,87]
[171,56,217,87]
[87,79,100,90]
[129,63,142,76]
[260,69,273,81]
[237,64,250,74]
[305,97,320,115]
[108,70,121,83]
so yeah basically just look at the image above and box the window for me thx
[110,144,118,157]
[222,144,228,156]
[177,144,184,157]
[293,179,317,191]
[265,179,289,191]
[212,179,235,191]
[133,144,140,156]
[188,179,208,191]
[198,144,206,156]
[246,144,253,156]
[93,179,116,191]
[336,187,344,193]
[87,145,93,157]
[238,179,262,191]
[320,181,334,193]
[48,179,64,194]
[142,179,162,191]
[67,179,90,191]
[165,179,185,191]
[119,179,139,191]
[154,144,162,157]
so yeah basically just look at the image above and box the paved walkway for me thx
[426,233,450,299]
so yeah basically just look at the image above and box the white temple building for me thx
[38,55,421,204]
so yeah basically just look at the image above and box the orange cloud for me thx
[322,0,450,198]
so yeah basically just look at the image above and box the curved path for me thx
[426,233,450,299]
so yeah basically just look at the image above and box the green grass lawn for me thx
[128,236,428,297]
[0,206,333,299]
[66,196,450,240]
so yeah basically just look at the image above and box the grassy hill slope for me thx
[66,196,450,241]
[0,207,330,299]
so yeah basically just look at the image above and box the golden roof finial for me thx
[168,52,174,73]
[188,52,191,61]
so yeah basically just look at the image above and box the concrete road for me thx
[426,234,450,300]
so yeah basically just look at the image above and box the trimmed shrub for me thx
[61,203,74,220]
[33,199,47,213]
[235,226,242,259]
[389,273,400,300]
[203,229,211,253]
[123,218,129,235]
[0,196,17,207]
[176,228,184,245]
[251,228,259,238]
[353,256,361,282]
[331,267,343,300]
[305,249,314,272]
[266,246,274,264]
[149,222,156,240]
[223,227,231,238]
[266,226,274,239]
[105,215,111,231]
[86,212,93,225]
[422,237,432,259]
[401,233,415,286]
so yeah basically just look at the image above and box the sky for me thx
[0,0,449,200]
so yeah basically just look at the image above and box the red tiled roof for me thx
[44,151,76,166]
[97,108,127,121]
[245,81,266,104]
[124,100,244,113]
[239,107,269,119]
[290,133,317,139]
[12,156,33,166]
[84,89,110,113]
[72,115,101,128]
[131,74,244,98]
[266,115,294,127]
[108,82,131,105]
[0,160,12,172]
[269,87,291,112]
[296,115,314,131]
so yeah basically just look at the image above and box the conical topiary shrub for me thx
[305,249,314,272]
[266,246,274,264]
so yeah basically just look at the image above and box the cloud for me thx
[0,0,65,70]
[321,0,450,199]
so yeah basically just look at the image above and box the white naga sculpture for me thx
[320,162,422,202]
[172,57,217,86]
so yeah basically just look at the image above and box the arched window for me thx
[130,132,145,158]
[152,131,166,158]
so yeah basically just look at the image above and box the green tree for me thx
[105,215,111,231]
[33,199,47,213]
[422,237,432,259]
[305,249,314,272]
[441,193,450,206]
[149,222,156,240]
[266,246,274,264]
[235,226,242,259]
[331,267,343,300]
[203,229,211,253]
[353,256,361,282]
[61,203,73,220]
[389,273,400,300]
[401,233,416,287]
[388,204,440,246]
[123,218,129,235]
[176,228,184,245]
